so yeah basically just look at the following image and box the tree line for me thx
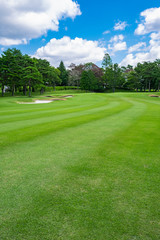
[0,48,160,97]
[0,48,61,97]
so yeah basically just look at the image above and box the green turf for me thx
[0,92,160,240]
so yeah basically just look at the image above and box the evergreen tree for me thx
[58,61,68,86]
[1,48,23,96]
[22,56,43,97]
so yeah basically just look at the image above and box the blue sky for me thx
[0,0,160,67]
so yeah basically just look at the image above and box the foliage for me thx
[103,61,125,92]
[80,70,103,92]
[68,63,84,87]
[1,48,160,96]
[0,48,61,96]
[58,61,69,86]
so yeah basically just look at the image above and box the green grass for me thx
[0,91,160,240]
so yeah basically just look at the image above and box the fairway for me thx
[0,92,160,240]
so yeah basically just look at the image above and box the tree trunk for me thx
[145,81,147,91]
[12,85,15,96]
[2,85,4,97]
[148,80,151,92]
[40,87,44,94]
[158,82,160,92]
[23,85,27,96]
[29,80,31,97]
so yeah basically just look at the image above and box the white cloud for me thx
[109,34,124,42]
[108,35,127,53]
[0,0,81,46]
[108,42,127,52]
[135,7,160,35]
[114,21,128,31]
[128,42,146,53]
[103,30,110,35]
[34,36,106,67]
[150,32,160,41]
[120,6,160,66]
[0,38,27,46]
[120,32,160,66]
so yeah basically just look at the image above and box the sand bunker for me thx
[18,99,65,104]
[18,95,73,104]
[18,100,53,104]
[149,95,160,98]
[61,95,73,98]
[34,100,53,104]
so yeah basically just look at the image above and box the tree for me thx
[58,61,68,86]
[102,53,112,69]
[48,67,61,91]
[142,62,156,92]
[68,63,84,87]
[35,58,61,92]
[35,58,50,85]
[102,53,113,90]
[154,59,160,91]
[1,48,23,96]
[80,70,99,91]
[0,56,7,97]
[22,57,43,97]
[126,70,140,91]
[134,62,156,92]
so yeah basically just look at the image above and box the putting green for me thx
[0,92,160,240]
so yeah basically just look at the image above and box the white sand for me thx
[20,100,53,104]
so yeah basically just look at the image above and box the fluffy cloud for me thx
[109,34,124,42]
[135,7,160,35]
[120,33,160,66]
[114,21,128,31]
[103,30,110,35]
[108,42,127,52]
[0,38,27,46]
[128,42,146,53]
[121,6,160,66]
[108,35,127,53]
[0,0,81,46]
[34,36,106,67]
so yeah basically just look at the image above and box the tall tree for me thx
[0,56,7,96]
[1,48,23,96]
[22,56,43,97]
[102,53,112,69]
[80,70,99,91]
[58,61,68,86]
[48,67,61,91]
[102,53,113,90]
[154,59,160,91]
[126,70,141,91]
[68,63,84,87]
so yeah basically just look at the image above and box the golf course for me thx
[0,91,160,240]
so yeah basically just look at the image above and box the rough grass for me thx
[0,92,160,240]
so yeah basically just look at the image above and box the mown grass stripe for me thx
[0,100,132,147]
[0,92,159,240]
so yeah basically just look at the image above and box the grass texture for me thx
[0,92,160,240]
